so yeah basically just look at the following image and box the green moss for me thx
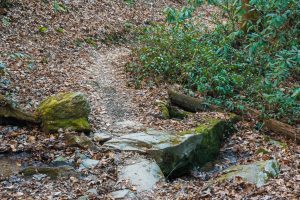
[36,92,89,119]
[161,105,170,119]
[215,160,280,187]
[22,167,59,178]
[263,135,287,148]
[21,166,76,179]
[195,119,221,132]
[44,118,91,133]
[256,148,269,154]
[35,92,91,132]
[155,100,191,120]
[155,117,234,178]
[169,106,190,119]
[0,69,4,76]
[169,137,183,145]
[155,100,170,119]
[177,118,221,137]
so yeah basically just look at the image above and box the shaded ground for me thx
[0,0,299,199]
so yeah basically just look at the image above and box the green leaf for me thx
[1,17,10,27]
[38,26,48,33]
[291,88,300,100]
[53,0,67,13]
[55,27,64,33]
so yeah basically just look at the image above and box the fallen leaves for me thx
[1,0,299,199]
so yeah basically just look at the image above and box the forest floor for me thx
[0,1,299,199]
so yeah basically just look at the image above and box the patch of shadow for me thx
[190,149,239,181]
[0,152,33,179]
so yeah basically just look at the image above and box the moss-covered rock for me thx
[168,106,190,119]
[150,116,238,178]
[155,100,190,120]
[35,92,91,133]
[0,95,38,125]
[104,114,239,178]
[64,134,97,150]
[20,166,78,179]
[0,68,4,77]
[155,100,170,119]
[215,160,280,187]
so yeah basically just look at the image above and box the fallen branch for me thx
[168,89,222,112]
[168,89,300,144]
[245,107,300,143]
[264,119,300,144]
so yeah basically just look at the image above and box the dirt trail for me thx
[87,47,141,132]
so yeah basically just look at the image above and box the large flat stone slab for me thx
[105,116,238,178]
[118,158,164,192]
[104,129,173,152]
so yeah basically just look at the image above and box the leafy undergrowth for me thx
[130,0,300,123]
[0,0,299,199]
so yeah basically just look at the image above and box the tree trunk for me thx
[168,89,300,144]
[168,89,211,112]
[240,0,259,32]
[264,119,300,143]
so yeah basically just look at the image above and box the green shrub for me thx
[130,0,300,122]
[0,0,11,8]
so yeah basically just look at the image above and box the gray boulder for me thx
[0,95,38,125]
[117,158,164,192]
[105,116,238,177]
[216,160,280,187]
[110,189,136,199]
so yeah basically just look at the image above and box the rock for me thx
[104,129,171,152]
[32,174,47,181]
[0,95,38,126]
[35,92,91,133]
[168,105,190,119]
[264,136,287,148]
[0,62,5,76]
[79,159,99,170]
[216,160,280,187]
[52,156,72,167]
[64,134,96,150]
[75,150,89,160]
[105,116,238,178]
[110,189,136,199]
[86,188,98,196]
[268,139,287,148]
[78,195,89,200]
[118,158,164,192]
[21,166,78,179]
[84,175,98,182]
[155,100,189,120]
[155,100,170,119]
[93,132,112,142]
[112,120,144,133]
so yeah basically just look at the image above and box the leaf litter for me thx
[0,0,299,199]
